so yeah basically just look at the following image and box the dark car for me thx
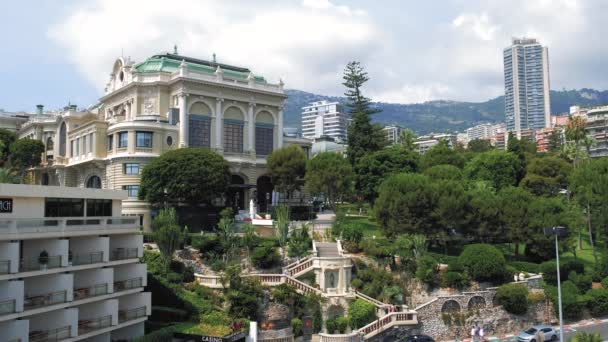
[402,335,435,342]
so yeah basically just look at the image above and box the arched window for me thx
[188,102,212,147]
[255,111,274,156]
[223,106,244,153]
[59,122,67,156]
[86,175,102,189]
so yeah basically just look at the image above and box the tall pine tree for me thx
[343,61,386,167]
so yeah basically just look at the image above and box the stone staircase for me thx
[316,242,340,257]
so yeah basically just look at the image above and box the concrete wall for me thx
[70,236,110,263]
[78,298,119,325]
[25,273,74,302]
[22,238,69,267]
[0,241,19,273]
[86,332,111,342]
[109,234,143,258]
[0,280,24,313]
[114,263,147,286]
[0,319,29,342]
[0,197,44,219]
[111,321,144,340]
[29,307,78,338]
[73,268,114,293]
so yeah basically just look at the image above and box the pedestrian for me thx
[470,326,476,342]
[535,329,544,342]
[479,327,484,342]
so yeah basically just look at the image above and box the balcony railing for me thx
[114,277,143,292]
[20,255,62,272]
[118,306,147,323]
[0,260,10,274]
[29,325,71,342]
[111,248,138,261]
[74,283,109,300]
[71,251,104,266]
[0,217,138,237]
[0,298,16,315]
[78,314,112,334]
[24,290,67,310]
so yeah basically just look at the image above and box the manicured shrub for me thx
[569,271,592,293]
[562,258,585,276]
[292,318,303,336]
[586,288,608,317]
[527,291,546,304]
[335,316,349,333]
[602,276,608,289]
[251,243,281,269]
[540,260,559,285]
[447,260,465,273]
[495,283,529,315]
[415,255,439,286]
[342,225,363,244]
[546,281,585,320]
[348,299,376,329]
[508,261,541,274]
[458,244,506,282]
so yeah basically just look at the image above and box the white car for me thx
[517,325,558,342]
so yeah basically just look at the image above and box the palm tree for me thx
[0,168,20,184]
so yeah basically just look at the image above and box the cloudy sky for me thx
[1,0,606,111]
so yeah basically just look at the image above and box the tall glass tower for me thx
[503,38,551,133]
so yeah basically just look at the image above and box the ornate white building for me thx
[18,52,308,230]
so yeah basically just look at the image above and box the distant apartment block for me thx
[504,37,551,133]
[301,101,349,142]
[414,133,457,154]
[466,123,505,142]
[0,184,150,342]
[584,106,608,158]
[382,125,404,145]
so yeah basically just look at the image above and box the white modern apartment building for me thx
[584,106,608,158]
[0,184,150,342]
[503,37,551,133]
[414,133,457,154]
[301,101,349,142]
[382,125,403,145]
[466,123,506,142]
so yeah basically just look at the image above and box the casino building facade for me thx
[18,51,302,230]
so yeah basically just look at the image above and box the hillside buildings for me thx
[584,106,608,158]
[414,133,457,154]
[16,51,304,229]
[301,101,349,142]
[0,184,149,342]
[503,37,551,134]
[382,125,404,145]
[466,123,505,142]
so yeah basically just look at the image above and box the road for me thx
[489,320,608,341]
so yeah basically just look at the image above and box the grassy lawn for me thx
[339,215,384,238]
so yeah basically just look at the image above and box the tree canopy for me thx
[10,138,44,178]
[421,141,465,169]
[139,148,231,206]
[305,152,353,211]
[267,144,306,198]
[464,150,522,190]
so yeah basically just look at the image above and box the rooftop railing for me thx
[0,217,138,237]
[118,306,146,323]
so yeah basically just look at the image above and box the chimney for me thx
[36,104,44,115]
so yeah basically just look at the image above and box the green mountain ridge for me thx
[283,88,608,134]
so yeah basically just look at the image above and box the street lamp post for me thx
[544,226,568,342]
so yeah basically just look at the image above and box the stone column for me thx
[215,98,224,151]
[277,106,284,148]
[248,103,255,156]
[178,93,188,147]
[339,267,346,294]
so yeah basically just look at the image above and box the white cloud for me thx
[452,12,498,41]
[48,0,378,94]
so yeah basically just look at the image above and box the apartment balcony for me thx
[0,320,29,342]
[109,234,143,261]
[113,263,147,293]
[0,217,139,241]
[24,274,73,311]
[74,282,110,301]
[78,314,112,335]
[0,259,10,274]
[0,241,20,275]
[114,277,143,293]
[118,306,147,323]
[73,268,114,301]
[0,280,24,315]
[20,255,63,272]
[111,248,138,261]
[29,325,72,342]
[29,307,78,342]
[72,251,104,266]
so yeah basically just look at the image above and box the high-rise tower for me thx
[503,37,551,133]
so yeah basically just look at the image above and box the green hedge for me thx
[459,244,507,282]
[508,261,540,274]
[495,283,529,315]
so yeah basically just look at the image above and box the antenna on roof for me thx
[174,44,178,55]
[213,53,216,63]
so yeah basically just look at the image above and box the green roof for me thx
[134,53,267,83]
